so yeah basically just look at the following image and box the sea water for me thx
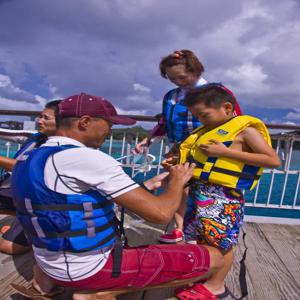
[1,139,299,219]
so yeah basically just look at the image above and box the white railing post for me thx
[108,134,113,156]
[5,141,10,157]
[293,172,300,208]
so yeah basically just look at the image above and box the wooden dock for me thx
[0,214,299,300]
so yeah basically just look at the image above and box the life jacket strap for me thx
[44,218,117,238]
[211,166,260,180]
[187,156,260,180]
[30,201,112,211]
[86,219,96,238]
[83,202,94,219]
[73,230,117,253]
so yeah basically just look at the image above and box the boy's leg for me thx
[174,189,188,231]
[182,182,244,296]
[202,248,234,294]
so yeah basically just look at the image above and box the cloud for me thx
[0,0,299,124]
[133,83,151,93]
[286,110,300,120]
[0,73,47,107]
[124,83,160,111]
[224,63,268,93]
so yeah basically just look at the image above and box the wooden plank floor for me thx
[0,214,299,300]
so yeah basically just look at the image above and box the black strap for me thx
[111,236,123,278]
[111,207,129,278]
[212,166,260,180]
[31,201,112,211]
[187,156,260,180]
[44,217,117,238]
[119,207,128,246]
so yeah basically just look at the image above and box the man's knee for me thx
[204,245,225,271]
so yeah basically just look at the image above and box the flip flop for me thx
[175,278,208,294]
[10,283,65,300]
[175,283,229,300]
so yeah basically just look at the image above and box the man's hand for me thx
[168,162,195,187]
[199,139,229,157]
[143,172,169,191]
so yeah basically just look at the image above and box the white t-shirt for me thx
[32,136,139,281]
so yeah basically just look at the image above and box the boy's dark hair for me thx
[159,49,205,79]
[184,83,236,110]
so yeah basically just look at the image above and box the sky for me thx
[0,0,300,127]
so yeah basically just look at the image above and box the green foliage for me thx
[111,126,150,140]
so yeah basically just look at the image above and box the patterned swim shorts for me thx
[184,180,245,251]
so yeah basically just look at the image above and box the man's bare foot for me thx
[73,291,117,300]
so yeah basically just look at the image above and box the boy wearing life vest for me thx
[176,83,280,299]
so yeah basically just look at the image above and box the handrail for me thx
[0,119,299,220]
[0,109,299,129]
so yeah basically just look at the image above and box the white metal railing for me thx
[88,130,300,211]
[0,116,299,215]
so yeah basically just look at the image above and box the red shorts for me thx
[53,243,210,290]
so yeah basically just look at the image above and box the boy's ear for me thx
[223,102,234,115]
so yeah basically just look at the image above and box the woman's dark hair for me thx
[184,83,236,110]
[45,99,61,115]
[159,49,205,78]
[44,99,61,127]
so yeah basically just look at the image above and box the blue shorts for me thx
[184,181,245,251]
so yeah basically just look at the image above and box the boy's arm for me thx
[199,127,281,169]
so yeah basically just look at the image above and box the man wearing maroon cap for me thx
[11,93,224,299]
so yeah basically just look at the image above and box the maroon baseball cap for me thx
[58,93,136,125]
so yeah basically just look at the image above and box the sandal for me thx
[175,283,229,300]
[175,278,208,295]
[10,283,65,300]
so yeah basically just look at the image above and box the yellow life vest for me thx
[179,115,271,190]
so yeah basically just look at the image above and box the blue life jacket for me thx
[0,133,46,196]
[13,132,47,159]
[162,88,201,144]
[11,145,118,252]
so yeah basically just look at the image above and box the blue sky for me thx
[0,0,299,127]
